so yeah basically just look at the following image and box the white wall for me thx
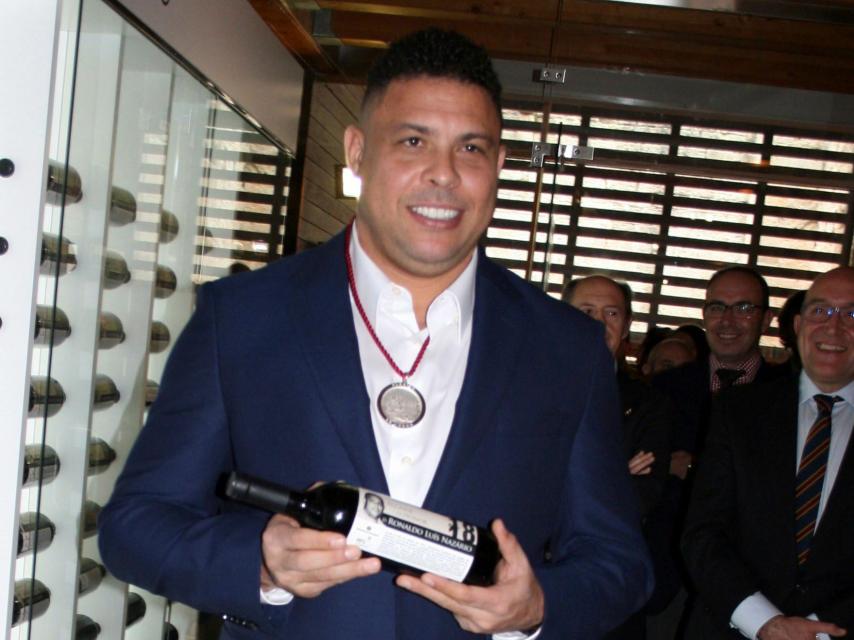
[116,0,304,152]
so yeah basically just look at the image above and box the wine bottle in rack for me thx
[82,500,101,539]
[98,311,126,349]
[225,472,501,586]
[40,233,77,276]
[45,160,83,205]
[145,380,159,407]
[28,376,66,418]
[150,321,171,353]
[87,437,117,475]
[11,579,50,626]
[76,614,102,640]
[163,622,179,640]
[154,265,177,299]
[125,592,147,627]
[159,209,180,243]
[103,251,131,289]
[110,185,137,225]
[33,305,71,347]
[92,374,121,410]
[17,512,55,556]
[78,557,107,596]
[22,444,60,487]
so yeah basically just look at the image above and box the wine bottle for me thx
[88,437,117,475]
[76,614,102,640]
[82,500,101,539]
[22,445,60,487]
[163,622,179,640]
[28,376,66,418]
[225,472,500,586]
[17,512,55,556]
[46,160,83,206]
[103,251,131,289]
[149,321,171,353]
[110,186,137,225]
[33,306,71,346]
[125,592,147,627]
[145,380,159,407]
[159,209,180,243]
[92,374,120,410]
[11,579,50,626]
[98,312,125,349]
[77,557,107,596]
[154,265,177,299]
[40,233,77,276]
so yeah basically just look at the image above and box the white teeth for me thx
[411,206,459,220]
[817,343,845,352]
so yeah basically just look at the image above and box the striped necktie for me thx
[794,394,838,565]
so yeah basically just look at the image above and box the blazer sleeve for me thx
[98,284,290,633]
[626,381,673,517]
[537,343,655,638]
[681,396,764,626]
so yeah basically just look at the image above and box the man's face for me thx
[795,268,854,392]
[703,271,772,365]
[644,339,693,376]
[344,76,505,285]
[568,277,630,357]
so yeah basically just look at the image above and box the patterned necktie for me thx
[794,394,838,565]
[715,368,745,391]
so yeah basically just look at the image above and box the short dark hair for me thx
[562,275,634,320]
[707,265,770,309]
[363,28,502,123]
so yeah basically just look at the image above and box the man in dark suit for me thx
[648,266,788,637]
[682,266,854,639]
[565,275,674,639]
[98,29,652,639]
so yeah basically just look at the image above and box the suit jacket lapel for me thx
[755,377,800,549]
[288,232,388,493]
[810,419,854,565]
[422,255,526,512]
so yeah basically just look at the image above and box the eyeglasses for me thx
[801,303,854,326]
[703,301,761,318]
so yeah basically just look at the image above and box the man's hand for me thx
[628,450,655,475]
[395,519,544,635]
[757,615,847,640]
[670,450,694,480]
[261,514,381,598]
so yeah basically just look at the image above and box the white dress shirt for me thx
[263,226,539,639]
[730,373,854,639]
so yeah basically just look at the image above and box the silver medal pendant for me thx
[378,381,426,428]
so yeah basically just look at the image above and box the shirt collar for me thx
[799,370,854,407]
[349,222,477,343]
[709,351,763,386]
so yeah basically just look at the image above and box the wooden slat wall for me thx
[488,100,854,350]
[299,82,362,247]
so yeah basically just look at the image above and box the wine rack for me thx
[2,0,293,637]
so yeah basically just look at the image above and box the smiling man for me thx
[682,267,854,639]
[99,28,651,640]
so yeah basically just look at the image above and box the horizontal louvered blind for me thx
[194,100,291,282]
[486,100,854,349]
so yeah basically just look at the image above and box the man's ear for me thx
[793,313,802,338]
[344,125,365,175]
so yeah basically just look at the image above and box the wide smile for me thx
[816,341,846,353]
[410,205,462,222]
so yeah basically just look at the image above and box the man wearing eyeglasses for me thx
[648,266,788,637]
[681,267,854,639]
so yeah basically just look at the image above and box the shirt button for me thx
[401,456,414,466]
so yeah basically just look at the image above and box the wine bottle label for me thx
[348,489,478,583]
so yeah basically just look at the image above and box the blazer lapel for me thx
[287,233,388,493]
[422,255,526,512]
[810,420,854,565]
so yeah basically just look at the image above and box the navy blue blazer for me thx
[99,232,653,639]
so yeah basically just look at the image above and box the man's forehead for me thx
[706,272,762,300]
